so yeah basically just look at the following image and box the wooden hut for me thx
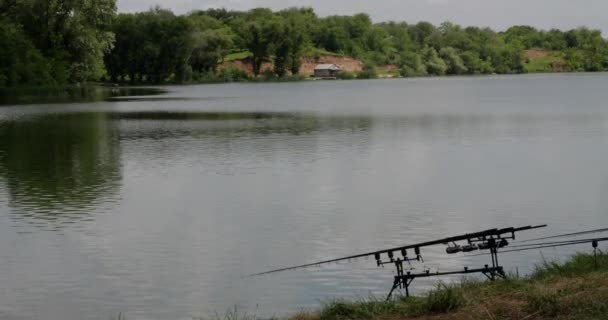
[314,64,341,78]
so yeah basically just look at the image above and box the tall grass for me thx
[533,250,607,279]
[293,252,608,320]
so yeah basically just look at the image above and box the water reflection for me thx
[114,111,372,140]
[0,86,165,105]
[1,75,608,320]
[0,111,375,230]
[0,113,122,227]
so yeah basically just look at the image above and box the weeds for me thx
[404,283,466,316]
[292,252,608,320]
[194,306,260,320]
[318,298,405,320]
[533,250,607,280]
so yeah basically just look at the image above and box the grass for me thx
[377,69,401,78]
[223,48,344,63]
[224,51,253,62]
[524,51,567,73]
[302,47,345,58]
[291,252,608,320]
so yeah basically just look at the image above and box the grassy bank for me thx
[291,252,608,320]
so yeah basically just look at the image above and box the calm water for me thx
[1,75,608,319]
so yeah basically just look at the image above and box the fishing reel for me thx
[445,238,509,254]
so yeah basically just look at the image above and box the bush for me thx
[400,51,427,77]
[219,66,249,82]
[277,74,306,81]
[337,71,355,80]
[261,69,276,81]
[356,64,377,79]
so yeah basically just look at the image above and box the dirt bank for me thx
[220,55,363,77]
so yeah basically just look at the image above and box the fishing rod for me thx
[506,238,606,249]
[467,236,608,257]
[250,224,548,300]
[249,225,546,276]
[518,227,608,243]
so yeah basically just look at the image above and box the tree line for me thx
[2,1,608,86]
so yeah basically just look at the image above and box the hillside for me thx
[220,55,364,77]
[524,49,569,73]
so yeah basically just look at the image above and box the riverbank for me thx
[290,252,608,320]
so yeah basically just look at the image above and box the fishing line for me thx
[467,237,608,257]
[519,227,608,243]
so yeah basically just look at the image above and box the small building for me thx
[314,64,341,78]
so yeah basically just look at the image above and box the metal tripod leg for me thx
[386,277,401,301]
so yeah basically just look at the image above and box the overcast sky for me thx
[118,0,607,33]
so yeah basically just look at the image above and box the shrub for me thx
[337,71,355,80]
[356,64,377,79]
[278,74,306,81]
[261,69,276,81]
[219,66,249,82]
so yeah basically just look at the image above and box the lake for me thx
[1,74,608,320]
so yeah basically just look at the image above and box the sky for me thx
[117,0,608,33]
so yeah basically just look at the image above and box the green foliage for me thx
[356,64,378,79]
[402,283,467,316]
[336,71,356,80]
[224,51,252,61]
[400,51,427,77]
[422,47,448,75]
[298,253,608,320]
[533,251,608,280]
[261,69,276,81]
[318,299,405,320]
[525,287,562,317]
[0,19,52,86]
[313,284,465,320]
[460,50,493,74]
[4,4,608,86]
[219,66,249,82]
[0,0,117,85]
[490,42,525,74]
[439,47,467,74]
[524,51,566,72]
[105,8,193,84]
[188,13,234,73]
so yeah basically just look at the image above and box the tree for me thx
[490,42,525,74]
[0,18,52,86]
[187,14,234,74]
[279,8,315,75]
[105,8,194,84]
[439,47,467,75]
[422,47,447,75]
[19,0,116,82]
[409,22,436,45]
[460,51,493,74]
[235,9,275,76]
[400,51,427,77]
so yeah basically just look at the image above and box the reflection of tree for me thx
[0,87,165,105]
[0,113,122,224]
[113,111,373,140]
